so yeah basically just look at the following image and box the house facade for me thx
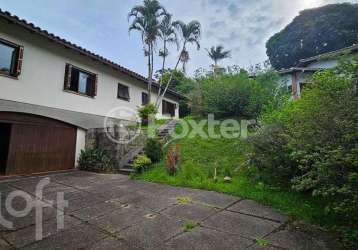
[0,10,182,176]
[278,44,358,98]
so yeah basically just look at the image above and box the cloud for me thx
[2,0,358,76]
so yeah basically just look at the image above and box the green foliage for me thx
[159,70,195,117]
[266,3,358,70]
[194,70,285,119]
[136,121,325,230]
[78,148,114,173]
[144,138,163,163]
[256,238,269,247]
[138,103,158,121]
[250,58,358,248]
[183,221,199,232]
[133,154,152,170]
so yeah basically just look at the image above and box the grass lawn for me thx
[135,119,330,228]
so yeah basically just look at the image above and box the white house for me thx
[0,10,182,176]
[278,44,358,98]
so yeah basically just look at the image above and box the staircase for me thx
[118,119,179,175]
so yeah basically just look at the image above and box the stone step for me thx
[118,168,136,175]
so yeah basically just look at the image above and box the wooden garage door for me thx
[0,112,76,175]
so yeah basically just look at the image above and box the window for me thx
[162,100,176,117]
[0,38,23,77]
[117,83,130,101]
[64,64,97,97]
[142,92,148,105]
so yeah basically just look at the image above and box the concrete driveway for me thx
[0,171,332,249]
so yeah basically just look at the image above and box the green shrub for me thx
[138,103,158,125]
[144,138,163,163]
[133,154,152,171]
[78,148,114,173]
[249,58,358,248]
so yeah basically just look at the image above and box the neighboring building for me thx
[0,10,182,176]
[278,44,358,98]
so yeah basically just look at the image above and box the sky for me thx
[0,0,357,76]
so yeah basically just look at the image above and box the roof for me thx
[0,99,128,129]
[277,67,323,75]
[0,9,183,99]
[298,44,358,67]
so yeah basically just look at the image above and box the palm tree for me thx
[156,20,201,107]
[180,49,189,73]
[158,14,178,71]
[206,45,231,68]
[156,13,178,99]
[128,0,166,102]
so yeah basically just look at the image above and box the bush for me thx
[78,148,114,173]
[249,58,358,248]
[166,144,181,176]
[144,138,163,163]
[138,103,158,125]
[133,154,152,171]
[195,70,285,119]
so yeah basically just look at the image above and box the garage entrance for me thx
[0,112,77,176]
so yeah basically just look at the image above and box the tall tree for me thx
[155,20,201,108]
[156,13,178,100]
[266,3,358,70]
[206,45,231,68]
[128,0,166,102]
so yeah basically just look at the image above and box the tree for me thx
[266,3,358,70]
[155,20,201,108]
[206,45,231,68]
[128,0,166,102]
[156,13,178,101]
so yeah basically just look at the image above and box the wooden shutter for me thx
[64,64,72,90]
[16,46,24,76]
[93,74,98,97]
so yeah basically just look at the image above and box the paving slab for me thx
[120,213,183,249]
[203,210,280,239]
[0,171,336,249]
[87,236,141,250]
[163,203,219,221]
[164,227,252,250]
[3,215,81,248]
[89,206,150,234]
[70,199,122,221]
[189,189,240,208]
[20,223,107,250]
[264,229,331,250]
[227,199,288,223]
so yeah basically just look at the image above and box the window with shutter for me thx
[142,92,148,105]
[0,38,22,77]
[117,83,130,101]
[63,63,97,97]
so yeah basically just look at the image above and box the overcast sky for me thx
[1,0,357,76]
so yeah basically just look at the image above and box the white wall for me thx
[0,19,179,122]
[75,128,86,167]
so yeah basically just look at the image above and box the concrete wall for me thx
[75,128,86,167]
[0,19,179,122]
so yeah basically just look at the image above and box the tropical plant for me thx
[144,138,163,163]
[155,20,201,108]
[206,45,231,68]
[249,58,358,248]
[166,144,181,175]
[133,154,152,171]
[128,0,167,101]
[138,103,158,125]
[78,148,114,173]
